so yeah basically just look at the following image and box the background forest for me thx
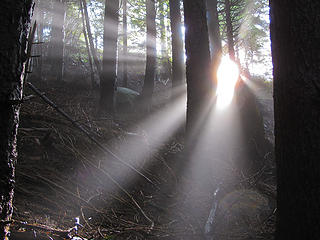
[2,0,277,239]
[31,0,272,88]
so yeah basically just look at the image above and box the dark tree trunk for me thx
[169,0,184,89]
[82,0,102,77]
[141,0,156,106]
[122,0,128,87]
[206,0,222,92]
[183,0,212,132]
[99,0,120,113]
[0,0,34,238]
[80,0,95,88]
[48,0,66,81]
[270,0,320,239]
[206,0,222,59]
[225,0,235,60]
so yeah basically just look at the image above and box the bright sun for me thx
[216,56,240,109]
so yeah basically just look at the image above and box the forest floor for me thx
[12,78,276,240]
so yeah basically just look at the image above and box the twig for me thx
[77,187,93,230]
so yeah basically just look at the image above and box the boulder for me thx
[114,87,140,112]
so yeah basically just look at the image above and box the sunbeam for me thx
[94,89,187,194]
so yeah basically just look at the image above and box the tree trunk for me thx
[270,0,320,239]
[99,0,120,113]
[48,0,66,81]
[206,0,222,92]
[225,0,235,60]
[123,0,128,87]
[141,0,156,106]
[159,1,167,59]
[169,0,184,89]
[80,0,95,88]
[36,0,44,79]
[159,0,168,83]
[206,0,222,59]
[0,0,34,238]
[82,0,102,77]
[183,0,211,132]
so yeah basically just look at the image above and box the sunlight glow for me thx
[216,57,240,109]
[95,89,187,193]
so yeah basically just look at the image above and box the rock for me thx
[114,87,140,112]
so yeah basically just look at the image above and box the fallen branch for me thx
[204,182,223,239]
[0,219,74,239]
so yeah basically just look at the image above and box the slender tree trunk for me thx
[123,0,128,87]
[206,0,222,91]
[99,0,120,113]
[225,0,235,60]
[95,32,98,51]
[141,0,156,106]
[82,0,102,76]
[159,0,167,82]
[206,0,222,58]
[48,0,66,81]
[183,0,211,132]
[270,1,320,239]
[37,0,44,79]
[169,0,184,89]
[0,1,34,239]
[80,0,95,88]
[159,1,167,59]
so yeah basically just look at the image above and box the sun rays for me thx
[216,56,240,109]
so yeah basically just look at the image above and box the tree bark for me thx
[169,0,185,89]
[122,0,128,87]
[48,0,66,81]
[183,0,212,132]
[270,0,320,239]
[141,0,157,106]
[0,0,34,238]
[225,0,235,60]
[99,0,120,113]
